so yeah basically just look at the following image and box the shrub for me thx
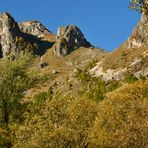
[86,79,121,102]
[14,97,99,148]
[74,69,92,83]
[89,80,148,147]
[86,59,98,70]
[124,73,138,83]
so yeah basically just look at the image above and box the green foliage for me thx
[74,69,92,83]
[89,80,148,147]
[121,51,127,59]
[86,79,121,102]
[28,88,53,112]
[14,97,74,147]
[86,79,106,102]
[124,73,138,83]
[0,54,37,147]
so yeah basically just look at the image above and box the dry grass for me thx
[102,45,148,71]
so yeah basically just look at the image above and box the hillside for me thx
[91,14,148,81]
[0,10,148,148]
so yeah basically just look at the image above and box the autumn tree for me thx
[129,0,148,14]
[0,54,37,147]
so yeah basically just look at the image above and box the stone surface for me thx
[0,12,52,58]
[19,20,51,38]
[125,14,148,49]
[54,25,91,57]
[0,12,22,57]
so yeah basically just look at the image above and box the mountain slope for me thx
[91,14,148,80]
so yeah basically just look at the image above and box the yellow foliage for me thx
[89,80,148,147]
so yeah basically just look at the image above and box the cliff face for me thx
[0,12,21,57]
[54,25,91,57]
[125,14,148,49]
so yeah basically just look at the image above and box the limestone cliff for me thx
[54,25,91,57]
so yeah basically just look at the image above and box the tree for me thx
[129,0,148,15]
[0,54,37,147]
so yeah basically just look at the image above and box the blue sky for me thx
[0,0,141,51]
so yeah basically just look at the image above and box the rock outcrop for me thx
[125,14,148,49]
[19,20,51,38]
[0,12,51,58]
[0,12,22,57]
[54,25,91,57]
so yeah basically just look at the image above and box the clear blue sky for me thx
[0,0,141,51]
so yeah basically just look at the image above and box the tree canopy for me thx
[129,0,148,14]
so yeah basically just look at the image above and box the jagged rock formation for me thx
[54,25,91,57]
[0,13,93,58]
[0,12,52,58]
[125,14,148,49]
[0,12,22,57]
[19,20,51,38]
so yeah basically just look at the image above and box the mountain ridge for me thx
[0,12,147,81]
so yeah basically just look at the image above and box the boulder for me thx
[54,25,91,57]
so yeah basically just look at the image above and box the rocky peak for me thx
[54,25,91,57]
[0,12,42,58]
[18,20,51,38]
[0,12,21,57]
[125,14,148,49]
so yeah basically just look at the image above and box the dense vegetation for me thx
[0,54,147,147]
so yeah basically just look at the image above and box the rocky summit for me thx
[0,12,53,59]
[53,25,91,57]
[19,20,51,38]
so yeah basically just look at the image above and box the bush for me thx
[74,69,92,83]
[89,80,148,147]
[124,73,138,83]
[14,97,99,147]
[86,79,121,102]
